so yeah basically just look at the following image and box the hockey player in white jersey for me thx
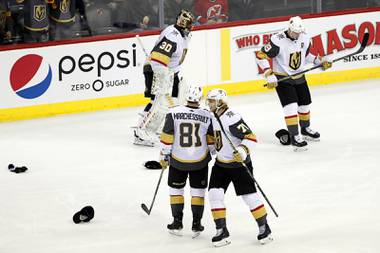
[256,16,332,151]
[134,10,195,147]
[159,85,214,237]
[206,89,273,247]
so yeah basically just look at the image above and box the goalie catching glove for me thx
[232,145,248,163]
[264,69,278,89]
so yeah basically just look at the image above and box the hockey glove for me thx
[264,69,278,89]
[159,152,170,169]
[208,144,217,156]
[233,146,247,163]
[315,56,332,71]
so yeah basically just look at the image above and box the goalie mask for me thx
[176,9,195,37]
[186,85,203,103]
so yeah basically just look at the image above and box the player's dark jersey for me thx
[49,0,75,24]
[24,0,49,31]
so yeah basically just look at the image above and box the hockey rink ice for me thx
[1,79,379,253]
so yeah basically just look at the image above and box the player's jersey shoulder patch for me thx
[224,109,242,122]
[275,32,286,40]
[264,43,272,53]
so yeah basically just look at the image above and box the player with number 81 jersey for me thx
[160,104,214,170]
[159,85,214,237]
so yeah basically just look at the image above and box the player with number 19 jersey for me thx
[160,105,214,171]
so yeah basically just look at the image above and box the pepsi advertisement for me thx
[0,36,153,109]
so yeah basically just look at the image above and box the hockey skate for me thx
[133,128,156,147]
[212,227,231,247]
[257,223,273,245]
[191,220,204,239]
[167,218,183,236]
[301,127,320,142]
[291,135,308,152]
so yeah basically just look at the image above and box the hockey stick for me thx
[214,113,279,217]
[141,167,165,215]
[136,35,149,58]
[264,32,370,87]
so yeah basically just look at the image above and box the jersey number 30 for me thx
[180,123,201,147]
[159,41,173,53]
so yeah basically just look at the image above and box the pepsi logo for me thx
[10,54,52,99]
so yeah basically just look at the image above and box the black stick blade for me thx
[141,203,150,215]
[360,32,370,49]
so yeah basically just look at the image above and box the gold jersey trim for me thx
[274,71,304,80]
[49,15,75,23]
[150,51,170,66]
[24,25,49,31]
[172,150,208,163]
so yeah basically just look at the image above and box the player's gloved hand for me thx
[233,146,247,163]
[264,69,278,89]
[315,56,332,70]
[208,144,216,156]
[159,151,170,169]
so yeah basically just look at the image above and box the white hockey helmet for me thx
[288,16,304,33]
[186,85,203,103]
[206,89,228,113]
[207,89,227,102]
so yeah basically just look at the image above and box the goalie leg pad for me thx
[152,65,174,95]
[275,129,291,145]
[137,94,172,136]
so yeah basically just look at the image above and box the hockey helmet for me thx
[206,89,228,113]
[176,9,195,37]
[288,16,304,34]
[186,85,203,103]
[207,89,227,102]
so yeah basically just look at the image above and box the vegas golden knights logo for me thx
[289,51,301,70]
[60,0,70,13]
[34,5,46,21]
[214,131,223,151]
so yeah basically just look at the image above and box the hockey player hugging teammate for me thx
[159,85,215,238]
[206,89,273,247]
[256,16,332,151]
[134,10,195,147]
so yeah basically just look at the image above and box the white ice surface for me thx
[1,79,380,253]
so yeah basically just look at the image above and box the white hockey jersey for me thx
[149,25,190,73]
[160,105,214,171]
[211,108,257,168]
[256,31,318,77]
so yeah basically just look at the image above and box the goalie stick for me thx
[141,167,165,215]
[264,32,370,87]
[214,113,279,218]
